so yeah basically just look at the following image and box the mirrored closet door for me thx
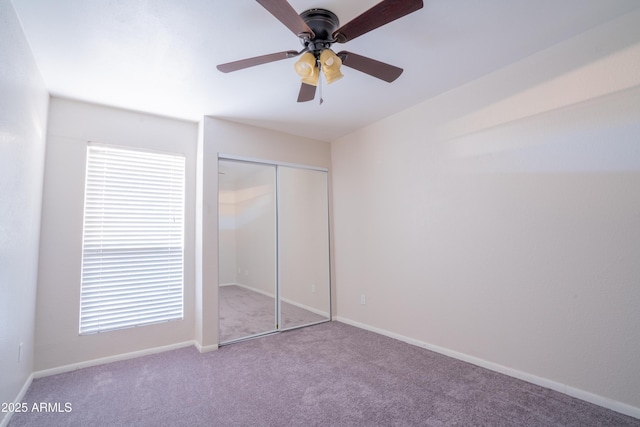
[218,160,277,342]
[218,157,330,344]
[278,166,330,330]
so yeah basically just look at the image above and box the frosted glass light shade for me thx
[320,49,343,84]
[294,52,319,86]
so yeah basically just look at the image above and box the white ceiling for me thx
[11,0,640,142]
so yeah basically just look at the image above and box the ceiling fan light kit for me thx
[217,0,424,102]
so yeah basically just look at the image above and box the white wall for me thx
[34,97,198,371]
[196,117,331,348]
[331,9,640,416]
[0,0,49,420]
[234,165,277,295]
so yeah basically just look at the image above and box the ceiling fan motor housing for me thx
[298,9,340,53]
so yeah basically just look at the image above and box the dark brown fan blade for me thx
[256,0,315,38]
[297,83,316,102]
[217,51,298,73]
[333,0,423,43]
[338,51,403,82]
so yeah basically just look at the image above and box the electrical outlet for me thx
[18,342,23,363]
[360,294,366,305]
[311,284,316,293]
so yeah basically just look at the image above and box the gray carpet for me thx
[9,322,640,426]
[219,284,327,342]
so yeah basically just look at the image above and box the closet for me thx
[218,156,330,343]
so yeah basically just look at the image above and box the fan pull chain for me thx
[318,60,323,105]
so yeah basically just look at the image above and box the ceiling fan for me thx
[217,0,424,103]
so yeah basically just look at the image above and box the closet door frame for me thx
[218,153,331,344]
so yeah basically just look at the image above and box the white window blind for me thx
[80,145,185,334]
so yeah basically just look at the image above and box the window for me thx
[79,144,185,334]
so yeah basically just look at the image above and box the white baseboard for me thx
[280,296,329,318]
[33,341,196,379]
[0,373,34,427]
[230,282,275,298]
[335,316,640,420]
[228,283,329,318]
[194,341,218,353]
